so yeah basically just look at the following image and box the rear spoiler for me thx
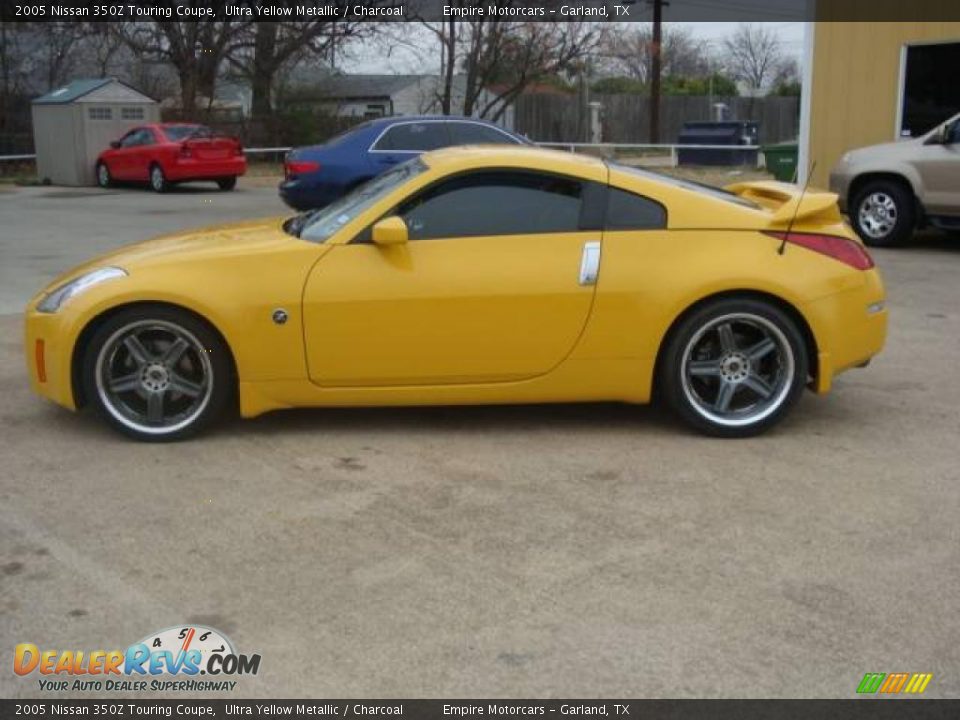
[725,181,842,227]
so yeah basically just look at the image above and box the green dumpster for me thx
[762,142,799,183]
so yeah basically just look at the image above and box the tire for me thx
[96,161,111,188]
[81,305,234,441]
[217,176,237,191]
[149,163,168,193]
[658,298,809,438]
[850,180,915,247]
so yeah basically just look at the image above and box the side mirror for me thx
[371,216,408,246]
[110,141,121,149]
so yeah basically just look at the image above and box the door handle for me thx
[578,241,601,286]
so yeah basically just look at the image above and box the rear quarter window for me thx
[605,188,667,230]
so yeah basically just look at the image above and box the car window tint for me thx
[605,188,667,230]
[398,171,584,240]
[374,123,447,152]
[120,129,152,147]
[163,125,205,141]
[449,122,518,145]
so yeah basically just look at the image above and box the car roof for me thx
[419,145,606,178]
[366,115,506,128]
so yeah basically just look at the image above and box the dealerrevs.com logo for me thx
[14,625,260,692]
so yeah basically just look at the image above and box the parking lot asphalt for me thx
[1,181,959,698]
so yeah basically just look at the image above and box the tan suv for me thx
[830,112,960,246]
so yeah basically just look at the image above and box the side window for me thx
[119,129,142,148]
[122,129,154,147]
[398,171,584,240]
[373,122,448,152]
[449,122,518,145]
[948,120,960,144]
[605,187,667,230]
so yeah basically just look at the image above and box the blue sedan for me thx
[279,115,531,210]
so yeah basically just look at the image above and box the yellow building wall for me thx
[809,21,960,188]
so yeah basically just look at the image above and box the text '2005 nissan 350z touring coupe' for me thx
[24,147,887,441]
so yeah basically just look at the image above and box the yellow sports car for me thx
[24,146,887,441]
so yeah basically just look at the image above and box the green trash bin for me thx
[762,142,799,183]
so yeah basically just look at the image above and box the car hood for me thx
[43,217,297,288]
[845,137,924,163]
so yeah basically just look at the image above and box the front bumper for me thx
[24,306,79,411]
[829,171,853,213]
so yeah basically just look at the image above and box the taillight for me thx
[285,160,320,179]
[234,143,243,156]
[764,231,875,270]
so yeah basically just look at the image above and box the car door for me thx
[301,169,605,387]
[126,127,158,181]
[368,121,450,171]
[912,119,960,215]
[108,129,142,179]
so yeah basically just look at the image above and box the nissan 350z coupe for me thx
[24,147,887,441]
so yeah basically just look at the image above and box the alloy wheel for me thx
[94,320,213,436]
[680,313,795,428]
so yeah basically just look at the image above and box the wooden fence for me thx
[514,94,800,145]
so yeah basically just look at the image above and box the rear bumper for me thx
[278,178,344,211]
[803,268,887,394]
[166,156,247,181]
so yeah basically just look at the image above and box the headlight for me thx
[841,152,853,164]
[36,267,127,313]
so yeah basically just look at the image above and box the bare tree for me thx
[405,13,602,120]
[228,17,370,119]
[722,23,783,93]
[119,21,247,115]
[598,24,711,85]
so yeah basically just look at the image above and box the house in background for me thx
[801,16,960,186]
[286,74,515,129]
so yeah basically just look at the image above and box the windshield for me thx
[610,162,761,210]
[299,158,428,243]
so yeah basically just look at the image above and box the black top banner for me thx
[4,0,960,23]
[3,699,960,719]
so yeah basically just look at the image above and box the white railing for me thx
[0,143,765,169]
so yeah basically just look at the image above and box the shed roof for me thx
[33,78,154,105]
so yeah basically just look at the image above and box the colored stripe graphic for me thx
[857,673,885,694]
[904,673,933,694]
[857,672,932,694]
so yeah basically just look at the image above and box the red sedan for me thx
[96,123,246,192]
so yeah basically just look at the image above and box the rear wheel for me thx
[81,306,233,441]
[217,176,237,191]
[96,162,111,188]
[850,180,915,247]
[149,163,168,193]
[659,298,808,438]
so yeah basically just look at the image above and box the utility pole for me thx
[649,0,664,144]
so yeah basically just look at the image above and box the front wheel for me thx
[217,177,237,191]
[658,298,809,438]
[81,306,234,441]
[96,161,111,188]
[149,164,168,193]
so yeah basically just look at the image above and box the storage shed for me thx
[31,78,159,186]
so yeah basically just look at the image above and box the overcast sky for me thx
[337,22,806,75]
